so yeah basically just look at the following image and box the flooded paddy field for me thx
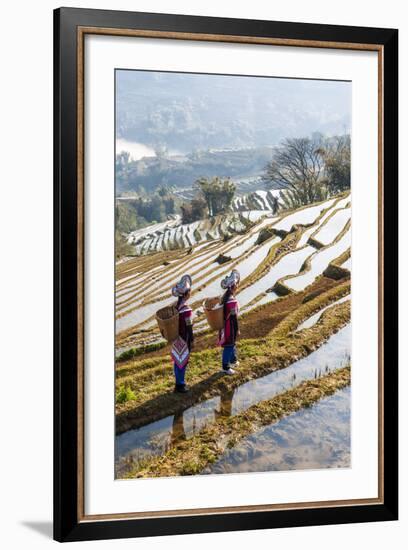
[205,386,350,475]
[115,193,352,479]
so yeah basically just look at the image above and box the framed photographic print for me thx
[54,7,398,542]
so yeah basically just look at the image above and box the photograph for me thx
[114,69,352,480]
[0,0,402,545]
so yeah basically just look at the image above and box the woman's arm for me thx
[231,311,239,337]
[184,309,194,347]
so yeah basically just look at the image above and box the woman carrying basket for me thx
[171,274,194,393]
[218,269,240,375]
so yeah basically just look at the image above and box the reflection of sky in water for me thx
[230,325,350,415]
[116,245,217,300]
[116,220,280,330]
[297,197,349,248]
[237,245,314,305]
[205,386,350,475]
[286,229,351,291]
[273,201,334,232]
[313,207,350,246]
[295,296,350,332]
[115,396,220,477]
[117,236,242,308]
[115,325,350,477]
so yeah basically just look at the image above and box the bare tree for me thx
[263,136,328,207]
[263,136,326,188]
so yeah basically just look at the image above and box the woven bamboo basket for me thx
[156,305,179,343]
[203,297,224,331]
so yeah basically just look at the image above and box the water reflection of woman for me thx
[170,410,186,446]
[215,388,235,419]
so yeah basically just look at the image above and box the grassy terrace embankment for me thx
[323,247,351,280]
[123,366,351,478]
[115,281,350,434]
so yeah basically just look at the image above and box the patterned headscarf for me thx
[221,269,240,290]
[171,274,192,297]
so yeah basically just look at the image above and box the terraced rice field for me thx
[115,191,352,479]
[232,189,281,212]
[126,189,284,256]
[312,206,351,246]
[283,228,351,292]
[128,212,252,255]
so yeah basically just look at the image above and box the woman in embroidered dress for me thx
[171,274,194,393]
[219,269,240,375]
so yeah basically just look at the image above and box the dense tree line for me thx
[115,188,176,235]
[195,177,236,217]
[180,177,237,224]
[180,197,207,224]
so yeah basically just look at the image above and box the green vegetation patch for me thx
[116,341,167,362]
[116,385,137,404]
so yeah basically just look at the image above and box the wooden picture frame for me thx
[54,7,398,542]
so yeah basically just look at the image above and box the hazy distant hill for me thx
[116,71,350,153]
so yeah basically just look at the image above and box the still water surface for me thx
[115,325,350,477]
[204,386,350,474]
